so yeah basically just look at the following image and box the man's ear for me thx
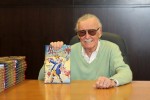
[77,35,80,39]
[98,29,102,38]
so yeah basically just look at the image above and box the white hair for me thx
[75,13,102,31]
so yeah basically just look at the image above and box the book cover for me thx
[44,44,71,83]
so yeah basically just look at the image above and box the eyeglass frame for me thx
[76,27,100,37]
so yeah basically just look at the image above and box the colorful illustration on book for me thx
[44,45,71,83]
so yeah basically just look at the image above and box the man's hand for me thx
[94,76,116,89]
[50,41,64,50]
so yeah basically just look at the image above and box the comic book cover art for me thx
[44,44,71,84]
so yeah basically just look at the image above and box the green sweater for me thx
[38,40,132,86]
[70,40,132,85]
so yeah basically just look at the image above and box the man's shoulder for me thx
[71,42,81,49]
[100,40,118,48]
[100,40,120,51]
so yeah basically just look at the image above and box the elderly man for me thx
[38,13,132,89]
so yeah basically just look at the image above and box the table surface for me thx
[0,80,150,100]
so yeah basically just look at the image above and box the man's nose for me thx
[84,31,90,38]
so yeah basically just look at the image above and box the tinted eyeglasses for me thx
[77,27,100,37]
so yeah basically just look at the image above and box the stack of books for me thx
[0,59,16,89]
[9,56,27,84]
[0,56,27,93]
[0,64,5,92]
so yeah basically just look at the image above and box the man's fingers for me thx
[95,77,113,89]
[50,41,64,50]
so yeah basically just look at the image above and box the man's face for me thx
[77,18,102,51]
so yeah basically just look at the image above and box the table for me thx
[0,80,150,100]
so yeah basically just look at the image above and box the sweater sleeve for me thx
[38,65,45,80]
[109,44,133,86]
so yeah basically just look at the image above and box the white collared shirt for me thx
[81,41,100,63]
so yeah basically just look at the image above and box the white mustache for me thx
[84,39,93,43]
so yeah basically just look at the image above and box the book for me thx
[0,64,5,92]
[44,44,71,83]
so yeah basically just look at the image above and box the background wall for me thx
[0,0,150,80]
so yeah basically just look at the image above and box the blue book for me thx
[44,44,71,83]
